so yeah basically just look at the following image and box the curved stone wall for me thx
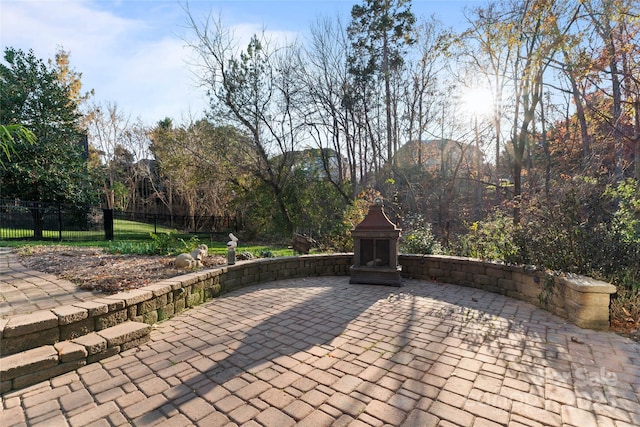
[399,254,616,331]
[1,254,616,358]
[0,254,616,393]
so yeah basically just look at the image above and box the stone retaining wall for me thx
[399,254,617,331]
[1,321,150,393]
[0,254,616,393]
[0,255,352,357]
[1,254,617,358]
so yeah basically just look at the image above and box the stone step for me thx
[0,321,151,394]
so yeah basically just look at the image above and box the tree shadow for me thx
[125,277,405,424]
[194,278,388,383]
[130,277,640,426]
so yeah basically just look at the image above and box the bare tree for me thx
[185,9,305,233]
[581,0,625,179]
[461,2,513,193]
[86,101,131,209]
[462,0,577,223]
[301,15,358,199]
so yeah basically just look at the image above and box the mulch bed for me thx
[18,246,226,294]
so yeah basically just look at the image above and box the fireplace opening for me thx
[359,239,390,267]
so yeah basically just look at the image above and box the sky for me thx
[1,0,479,126]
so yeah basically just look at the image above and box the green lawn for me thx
[0,219,176,243]
[0,229,104,241]
[113,218,177,240]
[1,218,302,257]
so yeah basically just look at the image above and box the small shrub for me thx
[456,210,520,262]
[237,251,255,260]
[107,233,204,256]
[177,235,201,254]
[107,240,158,255]
[400,214,442,255]
[605,178,640,245]
[259,249,274,258]
[150,232,175,255]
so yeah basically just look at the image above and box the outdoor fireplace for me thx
[350,198,402,286]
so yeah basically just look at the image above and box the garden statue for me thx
[227,233,238,265]
[174,244,209,269]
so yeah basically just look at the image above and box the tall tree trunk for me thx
[474,116,482,218]
[513,75,540,225]
[610,48,624,179]
[272,184,293,234]
[635,99,640,180]
[563,51,591,168]
[512,156,523,225]
[383,33,393,164]
[540,92,551,197]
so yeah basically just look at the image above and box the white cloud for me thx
[1,0,207,124]
[1,0,305,125]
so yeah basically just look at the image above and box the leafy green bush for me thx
[456,178,639,295]
[400,214,442,255]
[176,235,201,254]
[107,232,204,256]
[150,232,175,255]
[456,210,520,262]
[605,178,640,245]
[259,249,274,258]
[106,240,159,255]
[516,179,639,286]
[323,190,380,252]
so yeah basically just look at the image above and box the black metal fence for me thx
[110,210,240,240]
[0,199,103,241]
[0,199,240,241]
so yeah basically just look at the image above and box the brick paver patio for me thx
[1,275,638,426]
[0,248,99,318]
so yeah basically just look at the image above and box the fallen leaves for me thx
[19,246,226,294]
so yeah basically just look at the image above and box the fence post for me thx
[58,204,63,241]
[103,209,114,240]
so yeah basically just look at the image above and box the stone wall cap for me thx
[0,345,58,378]
[51,305,88,325]
[143,283,172,297]
[102,289,153,306]
[72,301,109,317]
[559,274,617,294]
[3,310,58,337]
[91,297,126,311]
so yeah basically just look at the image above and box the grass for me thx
[0,219,176,242]
[0,228,105,241]
[112,219,176,240]
[1,218,303,257]
[1,238,302,258]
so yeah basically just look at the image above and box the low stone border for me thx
[0,255,352,358]
[0,254,616,393]
[400,254,617,330]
